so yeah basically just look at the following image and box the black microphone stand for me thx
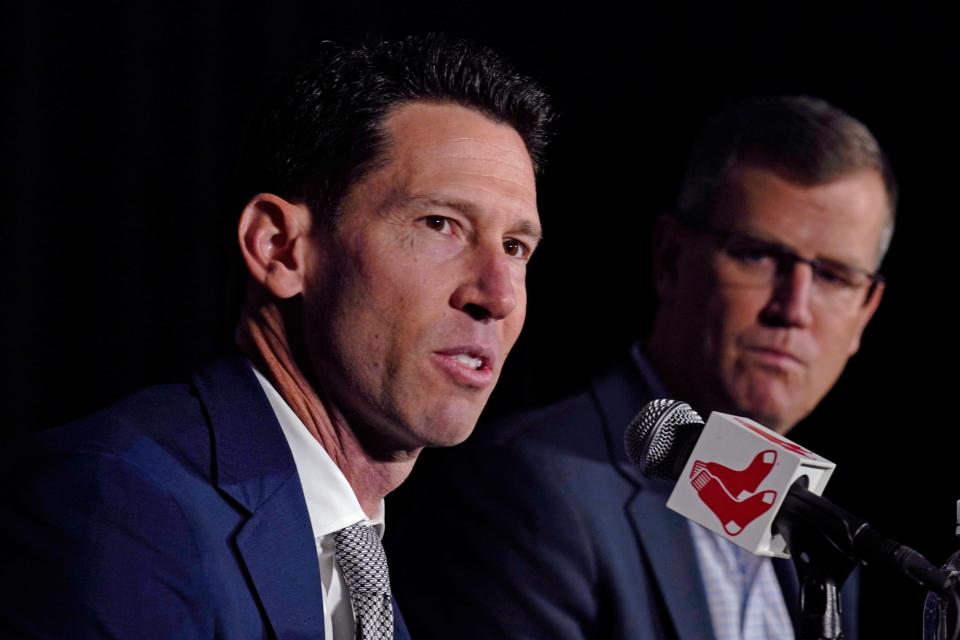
[774,477,857,640]
[776,478,956,640]
[923,500,960,640]
[923,563,960,640]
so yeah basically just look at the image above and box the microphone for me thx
[625,399,953,595]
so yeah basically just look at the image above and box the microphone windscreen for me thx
[624,399,703,480]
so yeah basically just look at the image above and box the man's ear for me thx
[651,215,685,304]
[237,193,313,299]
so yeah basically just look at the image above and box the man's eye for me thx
[503,238,530,260]
[727,245,775,266]
[422,216,453,234]
[814,265,857,288]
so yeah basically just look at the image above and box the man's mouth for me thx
[432,347,496,388]
[746,346,805,369]
[451,353,485,370]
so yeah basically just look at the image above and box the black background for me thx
[3,2,957,637]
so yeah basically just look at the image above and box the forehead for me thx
[715,166,889,268]
[378,101,538,213]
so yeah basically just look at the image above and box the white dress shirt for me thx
[253,368,385,640]
[690,520,794,640]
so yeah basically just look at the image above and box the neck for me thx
[646,316,725,423]
[314,401,420,518]
[646,315,694,406]
[237,295,419,519]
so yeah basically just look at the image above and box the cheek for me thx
[707,288,774,388]
[702,289,750,354]
[713,287,768,339]
[811,320,860,375]
[501,308,526,355]
[343,250,455,355]
[505,271,528,345]
[313,245,406,360]
[342,234,423,309]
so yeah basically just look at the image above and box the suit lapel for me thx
[392,597,412,640]
[591,355,717,640]
[194,358,326,639]
[630,487,717,640]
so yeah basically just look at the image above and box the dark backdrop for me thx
[3,2,956,637]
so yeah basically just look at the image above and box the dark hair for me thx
[677,96,897,260]
[240,34,552,225]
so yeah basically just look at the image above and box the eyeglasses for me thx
[686,222,883,310]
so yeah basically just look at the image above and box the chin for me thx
[413,425,476,449]
[743,398,803,434]
[424,430,474,449]
[729,380,795,432]
[406,404,483,449]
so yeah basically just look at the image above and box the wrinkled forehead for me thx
[712,165,891,268]
[377,102,539,211]
[387,102,534,176]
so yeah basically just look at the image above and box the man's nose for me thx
[450,247,518,322]
[760,261,815,328]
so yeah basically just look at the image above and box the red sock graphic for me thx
[691,449,777,500]
[690,469,776,536]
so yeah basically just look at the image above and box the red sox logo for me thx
[689,449,778,536]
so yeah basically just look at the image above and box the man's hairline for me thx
[319,97,540,229]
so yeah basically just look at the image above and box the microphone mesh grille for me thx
[624,399,703,479]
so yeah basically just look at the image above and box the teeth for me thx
[453,354,483,370]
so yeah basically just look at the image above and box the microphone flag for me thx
[666,412,836,557]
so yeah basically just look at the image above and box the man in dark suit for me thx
[390,96,895,639]
[0,35,551,639]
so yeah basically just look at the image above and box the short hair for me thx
[240,34,552,225]
[676,96,897,262]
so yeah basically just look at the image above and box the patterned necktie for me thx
[333,523,394,639]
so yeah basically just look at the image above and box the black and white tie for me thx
[333,523,394,639]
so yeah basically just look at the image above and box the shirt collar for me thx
[252,367,385,540]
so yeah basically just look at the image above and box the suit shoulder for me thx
[4,380,211,489]
[0,435,215,637]
[82,380,205,437]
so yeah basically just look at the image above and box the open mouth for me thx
[432,347,495,388]
[451,353,485,370]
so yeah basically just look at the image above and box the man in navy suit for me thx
[390,96,895,639]
[0,35,551,639]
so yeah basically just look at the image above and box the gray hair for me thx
[677,96,897,264]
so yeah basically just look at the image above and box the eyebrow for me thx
[402,195,544,241]
[736,228,872,273]
[510,219,544,242]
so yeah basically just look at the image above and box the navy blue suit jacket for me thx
[0,357,410,639]
[390,352,858,639]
